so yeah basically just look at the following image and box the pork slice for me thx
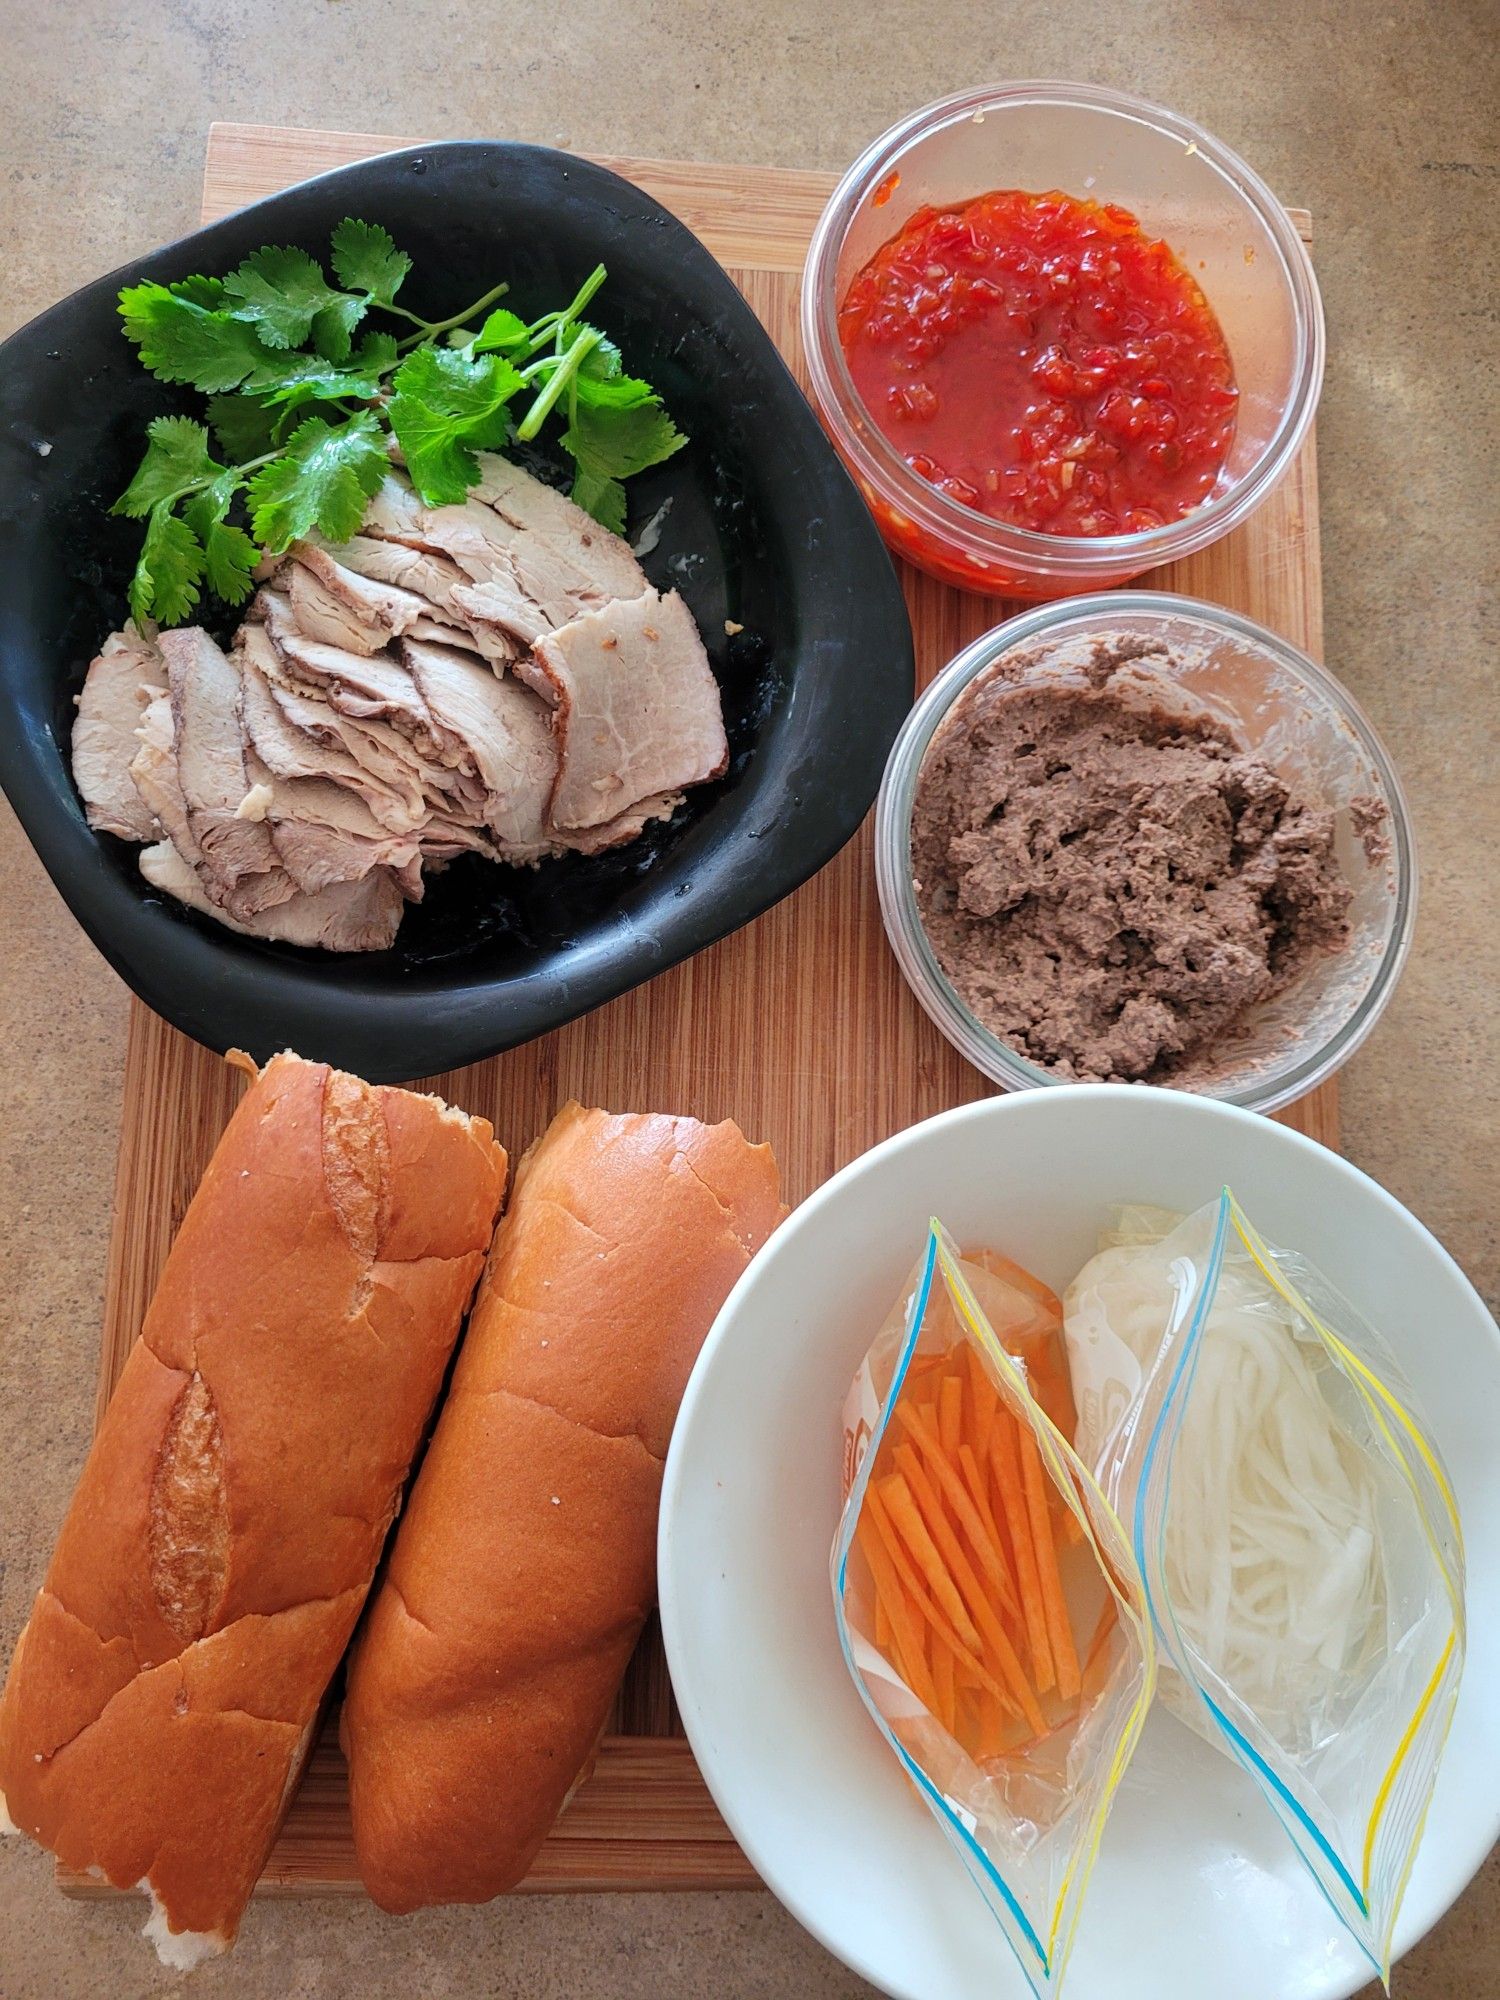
[140,839,404,951]
[530,588,727,833]
[447,576,550,650]
[398,637,560,859]
[237,640,421,837]
[129,691,202,867]
[158,627,295,917]
[72,625,167,841]
[237,626,461,831]
[286,545,453,654]
[365,471,629,650]
[299,531,478,630]
[252,588,457,763]
[561,791,684,855]
[470,451,647,604]
[240,746,425,899]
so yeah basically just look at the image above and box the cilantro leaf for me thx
[223,245,363,352]
[472,307,531,355]
[206,391,278,460]
[245,410,389,550]
[130,504,205,625]
[111,417,224,518]
[330,218,411,306]
[574,334,659,412]
[388,347,524,505]
[118,282,273,392]
[561,402,685,534]
[202,520,259,603]
[247,331,398,403]
[180,472,238,536]
[312,294,366,364]
[171,274,228,308]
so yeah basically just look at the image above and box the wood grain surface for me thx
[67,122,1333,1903]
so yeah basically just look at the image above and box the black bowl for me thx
[0,142,912,1083]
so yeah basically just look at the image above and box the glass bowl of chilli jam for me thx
[802,83,1324,598]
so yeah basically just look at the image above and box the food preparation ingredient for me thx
[854,1248,1097,1763]
[1064,1208,1384,1747]
[0,1052,507,1966]
[910,635,1355,1082]
[835,1223,1156,1999]
[70,449,728,950]
[112,223,686,624]
[341,1102,785,1913]
[839,189,1237,536]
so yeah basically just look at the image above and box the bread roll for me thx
[0,1052,506,1965]
[341,1101,784,1911]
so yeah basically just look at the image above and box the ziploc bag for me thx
[1063,1191,1465,1984]
[834,1222,1155,1998]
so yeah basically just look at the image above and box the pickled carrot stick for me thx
[930,1629,956,1732]
[864,1483,993,1678]
[874,1591,892,1652]
[963,1343,999,1459]
[856,1510,938,1709]
[938,1374,963,1455]
[894,1443,1045,1736]
[896,1402,1019,1617]
[957,1440,1021,1631]
[878,1473,983,1654]
[987,1410,1055,1694]
[1018,1423,1081,1702]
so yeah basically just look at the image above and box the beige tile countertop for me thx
[1,2,1495,1996]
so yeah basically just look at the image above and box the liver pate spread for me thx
[910,637,1355,1083]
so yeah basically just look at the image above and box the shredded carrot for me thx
[938,1374,963,1455]
[1018,1424,1081,1702]
[963,1342,999,1459]
[864,1483,991,1676]
[878,1473,983,1653]
[855,1510,938,1710]
[930,1630,956,1732]
[956,1438,1020,1629]
[874,1591,892,1652]
[896,1403,1019,1617]
[986,1409,1054,1693]
[894,1442,1046,1736]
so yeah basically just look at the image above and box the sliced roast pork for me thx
[139,839,404,952]
[398,637,559,859]
[529,587,727,833]
[158,627,297,919]
[251,588,455,763]
[364,464,647,651]
[72,626,167,840]
[470,450,647,604]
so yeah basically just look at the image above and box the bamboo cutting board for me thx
[64,123,1333,1903]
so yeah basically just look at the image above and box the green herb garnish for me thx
[111,220,686,625]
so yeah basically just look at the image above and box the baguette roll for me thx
[0,1052,506,1965]
[342,1101,785,1911]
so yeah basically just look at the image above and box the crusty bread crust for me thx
[341,1101,784,1912]
[0,1052,506,1957]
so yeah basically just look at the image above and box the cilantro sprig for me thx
[112,221,686,625]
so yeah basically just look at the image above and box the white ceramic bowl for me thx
[659,1090,1500,2000]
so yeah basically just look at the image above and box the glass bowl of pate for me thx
[875,593,1415,1113]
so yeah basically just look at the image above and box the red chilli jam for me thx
[838,189,1239,541]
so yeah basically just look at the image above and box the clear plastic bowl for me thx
[875,594,1416,1113]
[802,82,1325,598]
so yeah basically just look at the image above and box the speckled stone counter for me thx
[1,2,1494,1994]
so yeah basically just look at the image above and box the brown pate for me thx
[910,636,1355,1083]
